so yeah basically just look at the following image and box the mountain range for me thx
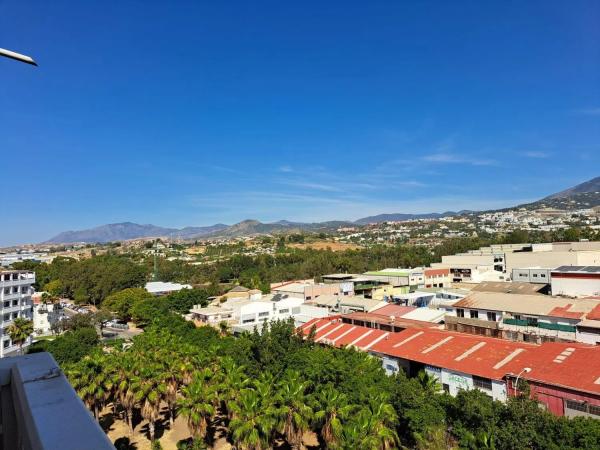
[44,176,600,244]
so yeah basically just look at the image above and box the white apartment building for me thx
[0,271,35,357]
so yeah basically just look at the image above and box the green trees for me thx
[275,372,313,449]
[67,352,111,418]
[312,386,356,449]
[178,373,217,440]
[102,287,153,320]
[229,388,277,450]
[6,317,34,354]
[58,313,600,450]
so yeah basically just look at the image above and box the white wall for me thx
[425,366,507,401]
[551,277,600,297]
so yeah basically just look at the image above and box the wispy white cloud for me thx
[574,107,600,116]
[278,165,293,173]
[422,152,497,166]
[522,151,551,159]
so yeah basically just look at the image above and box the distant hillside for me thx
[545,176,600,200]
[44,220,350,243]
[203,219,353,238]
[45,222,228,244]
[354,211,466,225]
[512,176,600,211]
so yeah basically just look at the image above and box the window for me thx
[514,315,521,320]
[541,274,546,278]
[566,400,587,412]
[487,312,497,321]
[469,310,479,319]
[3,314,9,321]
[278,308,289,314]
[21,286,28,293]
[3,340,9,348]
[456,309,465,318]
[589,405,600,417]
[258,311,269,318]
[3,301,9,308]
[526,317,538,327]
[242,318,255,324]
[533,274,538,278]
[473,376,493,391]
[443,383,450,393]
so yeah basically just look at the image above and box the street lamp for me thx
[0,47,37,66]
[514,367,532,391]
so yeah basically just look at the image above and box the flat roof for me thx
[364,270,410,277]
[453,292,600,319]
[472,282,547,295]
[341,312,437,330]
[553,265,600,274]
[371,304,416,317]
[321,273,359,279]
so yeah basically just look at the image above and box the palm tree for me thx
[275,372,313,450]
[67,353,110,419]
[218,358,249,420]
[7,317,34,355]
[342,395,398,450]
[229,388,277,450]
[312,386,356,449]
[218,321,231,337]
[113,353,138,435]
[177,374,218,440]
[133,364,167,442]
[417,370,442,394]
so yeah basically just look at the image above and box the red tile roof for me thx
[299,318,600,395]
[548,305,586,320]
[587,303,600,321]
[371,304,416,318]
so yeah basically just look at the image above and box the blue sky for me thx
[1,1,599,245]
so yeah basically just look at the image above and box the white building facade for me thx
[0,271,35,357]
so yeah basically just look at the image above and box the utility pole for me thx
[153,241,159,281]
[0,48,37,66]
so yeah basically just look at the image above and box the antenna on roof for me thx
[0,48,37,66]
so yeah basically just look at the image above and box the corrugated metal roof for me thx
[300,318,600,394]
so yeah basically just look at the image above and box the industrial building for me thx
[551,266,600,297]
[300,317,600,418]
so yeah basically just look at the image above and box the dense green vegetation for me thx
[12,228,598,308]
[60,309,600,449]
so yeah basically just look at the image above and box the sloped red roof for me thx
[548,305,586,320]
[587,303,600,321]
[372,327,539,380]
[299,318,600,395]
